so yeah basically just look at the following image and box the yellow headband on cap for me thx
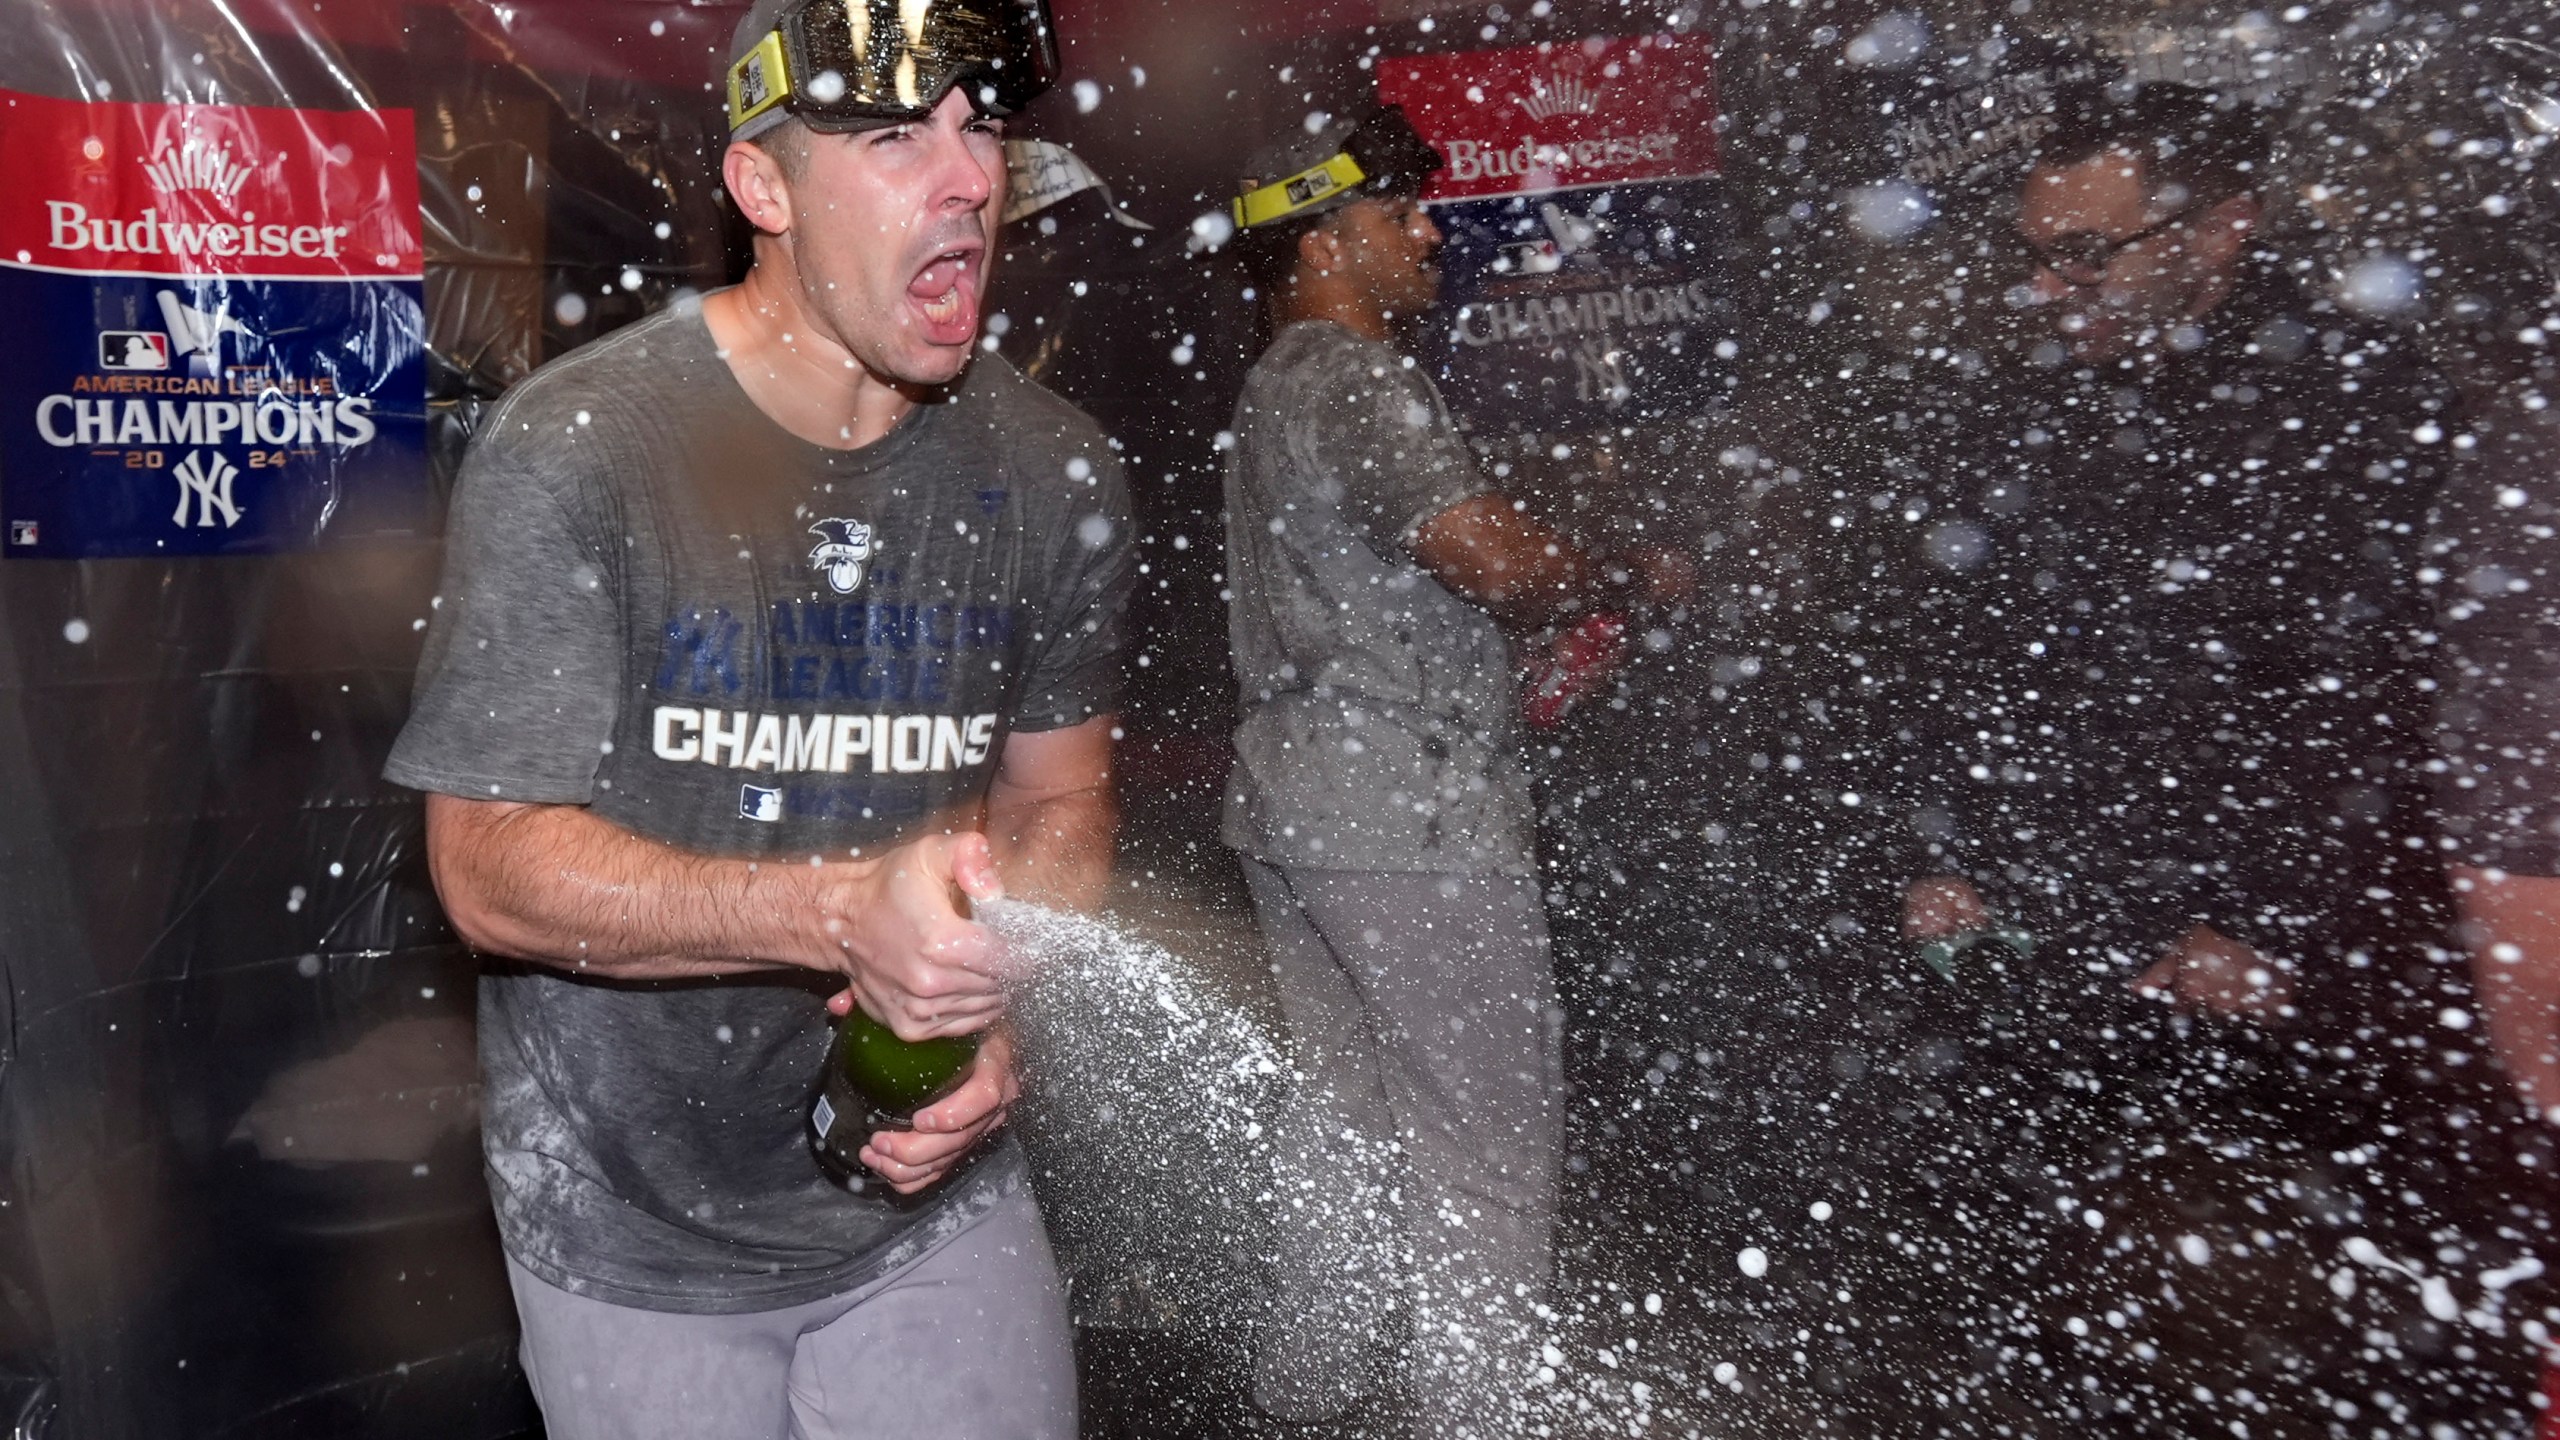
[1231,151,1368,229]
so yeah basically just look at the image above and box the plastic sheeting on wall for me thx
[0,2,743,1434]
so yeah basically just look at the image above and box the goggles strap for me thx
[1232,152,1369,229]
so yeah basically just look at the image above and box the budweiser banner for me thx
[0,88,426,557]
[1378,36,1729,429]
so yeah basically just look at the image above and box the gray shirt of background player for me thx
[385,299,1132,1314]
[1220,320,1534,878]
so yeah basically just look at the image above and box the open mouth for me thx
[908,244,983,345]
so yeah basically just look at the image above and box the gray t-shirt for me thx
[385,298,1133,1314]
[1219,320,1534,877]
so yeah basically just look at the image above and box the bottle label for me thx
[812,1092,838,1141]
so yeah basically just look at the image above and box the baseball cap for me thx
[1233,105,1444,230]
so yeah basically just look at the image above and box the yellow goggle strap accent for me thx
[727,30,795,134]
[1231,152,1368,229]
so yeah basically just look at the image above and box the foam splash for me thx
[984,897,1292,1330]
[983,898,1659,1437]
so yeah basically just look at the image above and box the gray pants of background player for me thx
[507,1185,1076,1440]
[1240,859,1564,1440]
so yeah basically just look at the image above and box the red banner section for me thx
[1378,34,1718,202]
[0,88,421,281]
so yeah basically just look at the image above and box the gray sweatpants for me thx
[1239,859,1563,1440]
[506,1185,1076,1440]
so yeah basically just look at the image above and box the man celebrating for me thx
[1219,108,1685,1437]
[1894,84,2451,1032]
[383,2,1131,1435]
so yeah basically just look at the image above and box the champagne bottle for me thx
[1912,926,2036,982]
[809,1006,982,1184]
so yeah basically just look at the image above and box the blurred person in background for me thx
[1216,105,1688,1439]
[2435,353,2560,1430]
[1642,68,2485,1434]
[1502,35,2540,1433]
[2423,24,2560,1128]
[1891,82,2454,1048]
[2437,370,2560,1096]
[382,1,1132,1435]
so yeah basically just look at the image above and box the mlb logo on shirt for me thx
[739,784,783,823]
[7,521,36,547]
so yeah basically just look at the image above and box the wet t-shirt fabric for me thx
[1220,320,1534,877]
[385,298,1134,1314]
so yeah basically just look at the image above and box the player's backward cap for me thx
[1238,115,1369,217]
[725,0,821,139]
[1232,106,1443,231]
[727,0,795,66]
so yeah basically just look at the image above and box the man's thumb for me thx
[950,832,1004,903]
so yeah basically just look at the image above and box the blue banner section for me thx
[1426,179,1731,431]
[0,269,428,557]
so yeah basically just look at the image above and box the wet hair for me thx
[2031,82,2272,208]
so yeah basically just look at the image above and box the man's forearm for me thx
[425,793,821,981]
[986,785,1117,912]
[1412,494,1595,629]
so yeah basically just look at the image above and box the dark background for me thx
[1,0,2553,1435]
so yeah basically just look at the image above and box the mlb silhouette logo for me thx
[8,522,36,547]
[739,783,783,823]
[100,331,169,371]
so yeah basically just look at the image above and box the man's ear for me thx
[724,141,794,237]
[1295,220,1341,278]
